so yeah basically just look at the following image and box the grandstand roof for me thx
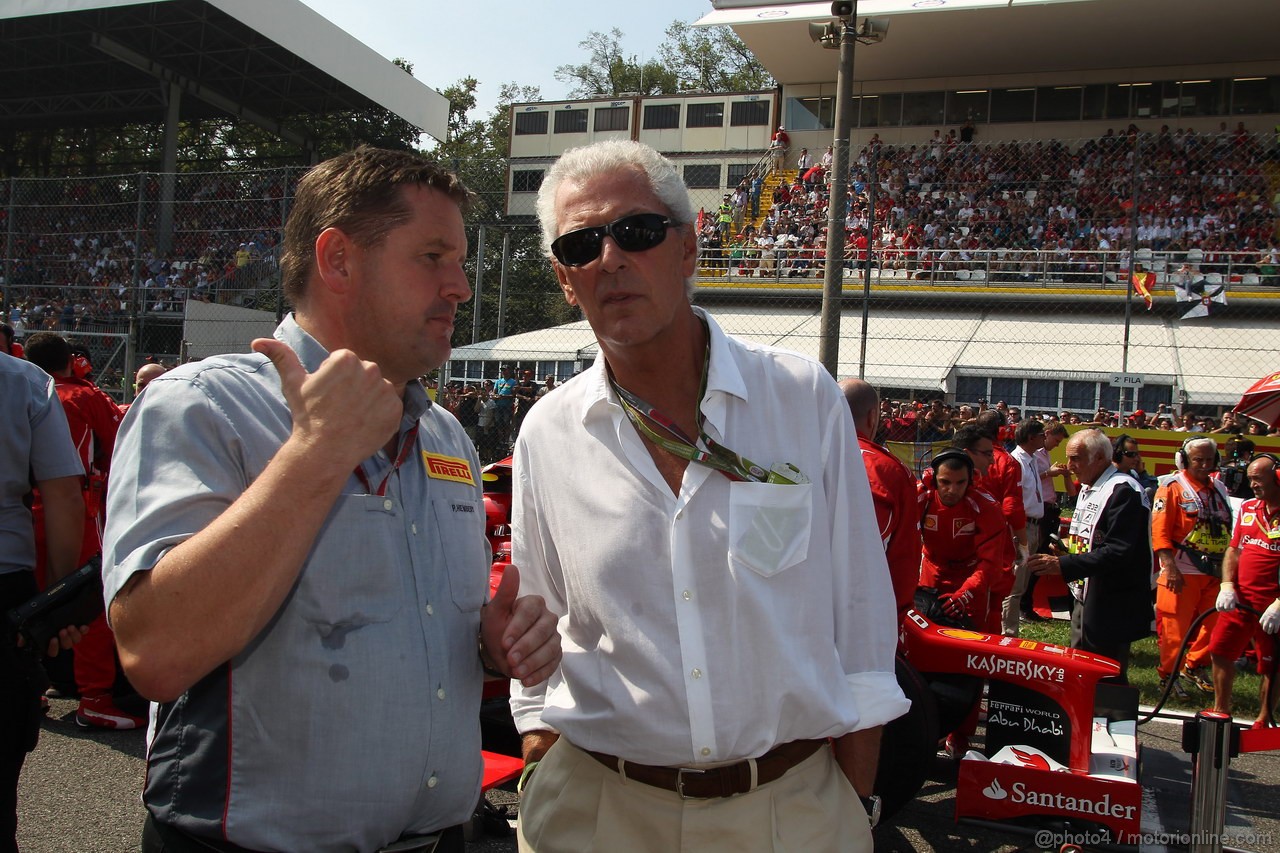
[447,306,1271,406]
[1,0,447,141]
[703,0,1279,88]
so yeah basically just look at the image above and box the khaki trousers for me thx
[517,739,872,853]
[1001,522,1043,635]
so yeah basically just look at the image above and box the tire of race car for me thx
[873,654,940,825]
[922,669,983,741]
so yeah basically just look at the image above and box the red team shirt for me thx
[1230,498,1280,609]
[1209,497,1280,673]
[858,435,922,620]
[918,477,1007,621]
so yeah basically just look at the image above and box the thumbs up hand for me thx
[252,339,403,471]
[479,564,562,688]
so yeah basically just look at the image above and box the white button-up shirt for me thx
[1011,444,1044,521]
[509,309,908,765]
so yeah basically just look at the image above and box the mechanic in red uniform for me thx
[919,449,1007,627]
[1211,453,1280,729]
[842,378,921,622]
[918,448,1007,758]
[24,334,140,730]
[974,411,1028,634]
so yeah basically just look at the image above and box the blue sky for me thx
[298,0,714,125]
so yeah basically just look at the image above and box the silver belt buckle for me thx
[675,767,707,799]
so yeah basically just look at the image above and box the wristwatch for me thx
[860,794,882,828]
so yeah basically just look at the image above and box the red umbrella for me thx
[1234,371,1280,429]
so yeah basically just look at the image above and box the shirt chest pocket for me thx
[431,497,489,612]
[293,494,406,627]
[728,481,813,578]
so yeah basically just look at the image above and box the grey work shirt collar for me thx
[275,313,432,423]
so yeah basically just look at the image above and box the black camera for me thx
[6,557,103,652]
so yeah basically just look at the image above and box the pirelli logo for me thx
[422,452,474,485]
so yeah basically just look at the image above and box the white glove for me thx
[1261,599,1280,635]
[1215,583,1238,613]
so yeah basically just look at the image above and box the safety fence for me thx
[2,132,1278,429]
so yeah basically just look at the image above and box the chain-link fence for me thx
[4,132,1278,445]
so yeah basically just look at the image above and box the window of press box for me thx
[730,100,770,127]
[643,104,680,130]
[1099,385,1121,413]
[1179,79,1229,117]
[687,102,725,128]
[876,93,903,128]
[1129,83,1160,119]
[1104,83,1133,120]
[989,377,1024,408]
[553,109,588,134]
[1061,380,1096,412]
[901,91,945,127]
[1081,85,1107,121]
[990,88,1035,123]
[787,96,835,130]
[1026,378,1059,410]
[511,170,544,193]
[854,96,878,128]
[594,107,629,132]
[1232,76,1280,114]
[1136,385,1173,412]
[955,376,987,405]
[945,90,989,125]
[513,111,548,135]
[683,164,721,189]
[1035,86,1083,122]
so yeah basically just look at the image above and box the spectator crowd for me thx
[698,124,1280,284]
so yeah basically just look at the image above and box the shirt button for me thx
[701,747,711,757]
[425,603,435,616]
[437,687,446,700]
[411,523,418,535]
[427,775,438,788]
[691,668,702,679]
[383,498,394,511]
[682,590,692,601]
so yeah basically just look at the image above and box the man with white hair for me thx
[511,140,905,851]
[1028,429,1152,682]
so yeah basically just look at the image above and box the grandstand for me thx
[1,0,447,400]
[476,0,1280,415]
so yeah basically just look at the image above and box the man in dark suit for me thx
[1027,428,1152,682]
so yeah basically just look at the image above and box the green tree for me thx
[554,29,678,98]
[430,77,576,345]
[658,22,775,92]
[552,24,772,100]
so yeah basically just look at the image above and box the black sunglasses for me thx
[551,213,674,267]
[1121,450,1141,458]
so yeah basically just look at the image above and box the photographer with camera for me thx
[1217,436,1257,504]
[1,349,87,853]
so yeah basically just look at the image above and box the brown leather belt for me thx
[585,739,825,799]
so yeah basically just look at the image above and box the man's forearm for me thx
[833,726,882,797]
[521,729,560,764]
[39,476,85,583]
[110,437,353,702]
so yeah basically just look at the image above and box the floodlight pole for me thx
[818,2,857,378]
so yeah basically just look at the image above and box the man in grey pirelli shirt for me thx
[103,147,560,853]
